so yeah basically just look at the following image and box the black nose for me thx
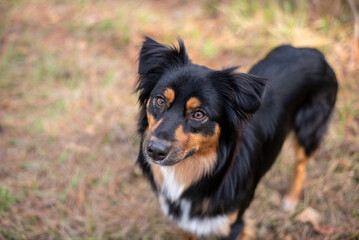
[147,139,170,161]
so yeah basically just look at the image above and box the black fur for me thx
[136,37,338,239]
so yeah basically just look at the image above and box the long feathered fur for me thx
[136,37,337,240]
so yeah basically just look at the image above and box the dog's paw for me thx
[282,196,298,212]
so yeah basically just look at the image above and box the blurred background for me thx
[0,0,358,239]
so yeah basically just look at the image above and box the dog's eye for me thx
[193,111,205,120]
[156,97,165,107]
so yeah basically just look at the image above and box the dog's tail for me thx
[293,49,338,156]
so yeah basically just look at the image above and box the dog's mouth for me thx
[142,138,197,166]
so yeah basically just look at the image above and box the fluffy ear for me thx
[136,37,190,106]
[210,67,267,130]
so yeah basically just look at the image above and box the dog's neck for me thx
[150,152,218,201]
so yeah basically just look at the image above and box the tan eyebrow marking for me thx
[186,97,201,112]
[163,88,175,104]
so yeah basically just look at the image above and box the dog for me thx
[136,37,338,239]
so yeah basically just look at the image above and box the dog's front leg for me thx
[219,217,255,240]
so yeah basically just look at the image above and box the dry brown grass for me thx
[0,1,358,239]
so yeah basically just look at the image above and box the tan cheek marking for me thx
[186,97,201,112]
[163,88,175,104]
[195,124,220,155]
[175,124,221,154]
[174,125,190,150]
[173,125,221,190]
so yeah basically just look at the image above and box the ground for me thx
[0,0,358,239]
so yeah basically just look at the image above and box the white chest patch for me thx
[160,167,185,201]
[177,200,231,236]
[159,196,231,236]
[158,167,231,236]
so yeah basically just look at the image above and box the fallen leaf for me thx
[295,207,322,227]
[295,207,334,236]
[338,159,352,169]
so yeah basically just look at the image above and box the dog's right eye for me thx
[193,111,205,120]
[156,97,165,107]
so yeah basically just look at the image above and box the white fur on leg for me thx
[282,195,298,212]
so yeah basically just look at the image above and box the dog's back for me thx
[241,45,338,211]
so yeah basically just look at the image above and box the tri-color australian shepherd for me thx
[136,37,338,239]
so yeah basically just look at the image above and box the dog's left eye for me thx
[193,111,205,120]
[156,97,165,107]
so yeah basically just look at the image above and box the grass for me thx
[201,38,219,58]
[0,0,358,239]
[0,187,17,212]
